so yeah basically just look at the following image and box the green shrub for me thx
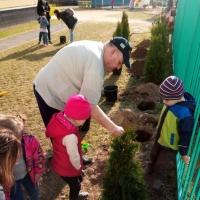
[121,11,130,41]
[101,130,148,200]
[144,35,166,84]
[151,22,169,51]
[113,11,130,40]
[144,22,169,84]
[113,21,123,37]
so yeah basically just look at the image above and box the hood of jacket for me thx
[177,92,196,116]
[45,113,78,139]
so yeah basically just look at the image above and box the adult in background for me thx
[33,36,132,164]
[54,9,78,43]
[37,0,52,44]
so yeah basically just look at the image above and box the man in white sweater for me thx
[33,37,132,157]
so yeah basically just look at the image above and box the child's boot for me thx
[78,192,89,199]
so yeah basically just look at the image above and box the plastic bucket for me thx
[103,85,118,102]
[60,36,66,44]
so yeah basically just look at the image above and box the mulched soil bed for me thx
[131,46,148,59]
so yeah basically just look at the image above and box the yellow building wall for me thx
[0,0,37,9]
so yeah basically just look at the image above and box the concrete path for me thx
[0,7,161,52]
[0,22,68,52]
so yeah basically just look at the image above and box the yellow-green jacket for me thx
[156,92,196,155]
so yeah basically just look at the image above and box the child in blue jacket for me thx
[39,12,49,46]
[147,76,196,190]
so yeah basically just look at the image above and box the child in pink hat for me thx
[45,94,91,200]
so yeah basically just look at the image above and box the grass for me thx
[0,19,59,39]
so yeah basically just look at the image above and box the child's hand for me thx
[181,155,190,164]
[35,174,42,186]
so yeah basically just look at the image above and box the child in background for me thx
[0,128,21,200]
[0,114,46,200]
[46,94,91,200]
[39,12,49,46]
[147,76,196,190]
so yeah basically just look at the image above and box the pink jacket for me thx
[22,131,46,183]
[4,131,45,199]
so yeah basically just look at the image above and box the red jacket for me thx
[45,112,82,177]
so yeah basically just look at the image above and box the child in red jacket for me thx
[46,94,91,200]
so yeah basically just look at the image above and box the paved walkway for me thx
[0,22,67,52]
[0,7,161,52]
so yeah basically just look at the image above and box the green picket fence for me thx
[172,0,200,199]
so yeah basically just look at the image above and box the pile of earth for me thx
[130,39,151,77]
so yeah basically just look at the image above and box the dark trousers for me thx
[10,174,39,200]
[61,174,83,200]
[33,85,91,130]
[149,141,177,180]
[33,85,59,127]
[47,19,51,41]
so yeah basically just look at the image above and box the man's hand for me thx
[110,125,124,137]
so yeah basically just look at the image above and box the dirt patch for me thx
[130,38,151,77]
[120,82,160,103]
[131,46,148,59]
[136,39,151,48]
[131,59,146,77]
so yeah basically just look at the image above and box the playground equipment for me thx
[134,0,150,8]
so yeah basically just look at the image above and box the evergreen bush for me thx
[144,35,166,84]
[113,21,123,37]
[113,11,130,41]
[101,130,148,200]
[121,11,130,40]
[144,21,169,84]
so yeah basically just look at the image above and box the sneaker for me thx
[38,41,41,45]
[152,179,162,190]
[49,41,53,44]
[82,158,92,165]
[78,192,89,200]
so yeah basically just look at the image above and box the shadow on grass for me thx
[19,49,59,61]
[0,43,64,62]
[39,159,68,200]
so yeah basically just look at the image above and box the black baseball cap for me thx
[110,37,132,69]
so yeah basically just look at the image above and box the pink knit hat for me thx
[159,76,184,100]
[64,94,91,120]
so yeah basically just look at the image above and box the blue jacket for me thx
[40,16,49,29]
[157,92,196,155]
